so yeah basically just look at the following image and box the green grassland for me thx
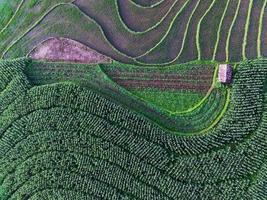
[131,89,204,113]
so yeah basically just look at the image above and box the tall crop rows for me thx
[0,58,266,199]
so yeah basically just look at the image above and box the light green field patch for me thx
[131,88,205,113]
[0,1,13,30]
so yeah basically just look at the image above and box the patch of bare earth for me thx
[29,37,112,64]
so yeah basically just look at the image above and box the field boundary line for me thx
[1,2,75,59]
[196,0,217,60]
[134,0,198,65]
[242,0,253,60]
[1,2,137,63]
[172,0,201,64]
[225,0,241,62]
[129,0,165,8]
[170,64,219,115]
[198,88,231,135]
[115,0,178,34]
[134,0,190,59]
[212,0,231,61]
[257,0,267,57]
[0,0,25,35]
[73,0,184,59]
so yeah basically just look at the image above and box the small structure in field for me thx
[29,37,111,64]
[218,64,233,83]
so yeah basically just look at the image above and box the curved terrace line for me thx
[242,0,254,60]
[212,0,231,61]
[225,0,241,62]
[134,0,209,66]
[196,0,217,60]
[134,0,192,59]
[3,0,188,61]
[170,64,219,115]
[115,0,178,33]
[130,0,165,8]
[0,0,75,57]
[0,65,229,137]
[1,1,265,65]
[1,3,135,63]
[73,0,189,58]
[0,0,25,35]
[257,0,267,57]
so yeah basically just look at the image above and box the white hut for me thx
[218,64,233,83]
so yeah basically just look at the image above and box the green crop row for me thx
[0,58,266,199]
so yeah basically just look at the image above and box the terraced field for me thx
[0,58,266,199]
[0,0,266,199]
[0,0,266,64]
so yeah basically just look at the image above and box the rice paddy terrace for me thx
[0,0,266,199]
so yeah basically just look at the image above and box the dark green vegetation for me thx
[0,0,266,64]
[21,60,228,133]
[0,0,267,199]
[0,58,266,199]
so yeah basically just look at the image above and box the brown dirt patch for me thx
[29,37,112,64]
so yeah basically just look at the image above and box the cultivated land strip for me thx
[196,0,216,60]
[135,0,199,63]
[0,59,266,199]
[116,0,175,32]
[242,0,254,60]
[225,0,241,62]
[23,60,228,133]
[257,0,267,57]
[1,0,266,64]
[212,0,231,61]
[0,0,24,34]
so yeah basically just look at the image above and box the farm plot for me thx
[101,63,215,113]
[228,0,251,61]
[215,0,240,61]
[245,0,265,59]
[23,59,228,133]
[0,0,21,31]
[1,0,266,64]
[199,0,228,60]
[0,59,266,199]
[73,0,188,57]
[0,0,74,58]
[176,0,214,64]
[117,0,174,32]
[261,1,267,57]
[2,4,134,63]
[29,37,112,64]
[136,0,200,64]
